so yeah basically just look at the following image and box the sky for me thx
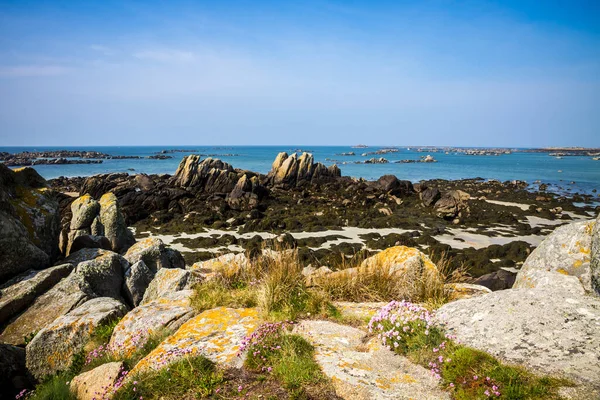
[0,0,599,147]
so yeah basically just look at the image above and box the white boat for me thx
[555,156,563,159]
[593,157,599,161]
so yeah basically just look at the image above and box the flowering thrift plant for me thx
[239,321,293,374]
[369,301,503,399]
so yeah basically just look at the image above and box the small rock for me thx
[141,268,201,305]
[70,361,124,400]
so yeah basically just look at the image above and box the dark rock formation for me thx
[376,175,414,197]
[0,344,30,398]
[420,187,441,207]
[473,269,516,291]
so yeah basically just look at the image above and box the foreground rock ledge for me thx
[435,273,600,395]
[294,320,450,400]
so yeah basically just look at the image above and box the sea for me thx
[2,146,599,196]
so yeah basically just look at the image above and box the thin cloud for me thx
[0,65,70,77]
[132,49,196,63]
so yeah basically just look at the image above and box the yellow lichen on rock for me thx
[131,307,260,374]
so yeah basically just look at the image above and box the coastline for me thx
[47,152,599,283]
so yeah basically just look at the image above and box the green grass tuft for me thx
[245,331,325,391]
[113,355,223,400]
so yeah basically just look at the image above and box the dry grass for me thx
[192,245,336,321]
[192,245,470,319]
[316,251,470,308]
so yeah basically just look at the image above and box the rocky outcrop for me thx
[172,155,238,192]
[514,218,598,296]
[0,264,72,324]
[0,249,127,345]
[0,344,29,398]
[434,190,470,219]
[227,174,266,210]
[70,361,124,400]
[124,237,185,273]
[131,307,260,374]
[123,260,154,307]
[376,175,414,197]
[0,165,60,282]
[64,192,134,255]
[140,268,200,305]
[109,290,195,358]
[436,271,600,394]
[267,152,340,187]
[97,193,135,253]
[26,297,127,379]
[293,320,450,400]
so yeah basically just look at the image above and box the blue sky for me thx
[0,0,599,147]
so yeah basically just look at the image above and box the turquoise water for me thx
[2,146,599,195]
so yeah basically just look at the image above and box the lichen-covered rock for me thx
[75,251,128,299]
[26,297,127,379]
[0,273,94,345]
[98,192,135,253]
[434,190,470,219]
[435,272,600,393]
[514,219,597,295]
[70,361,124,400]
[0,165,60,282]
[444,283,492,301]
[0,264,72,324]
[131,307,260,374]
[124,237,185,273]
[0,211,51,282]
[65,192,134,255]
[109,290,194,358]
[123,260,154,307]
[140,268,200,305]
[293,320,450,400]
[0,343,30,399]
[0,250,127,345]
[69,194,99,231]
[267,152,340,187]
